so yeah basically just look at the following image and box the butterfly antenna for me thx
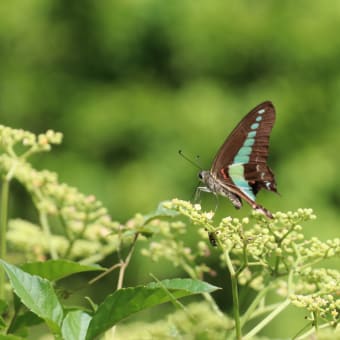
[178,150,202,170]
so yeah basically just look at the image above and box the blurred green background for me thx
[1,0,339,338]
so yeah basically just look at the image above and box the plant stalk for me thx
[295,322,330,340]
[105,233,139,340]
[231,273,241,339]
[240,285,271,327]
[0,177,10,299]
[243,299,290,339]
[224,250,242,339]
[40,211,58,260]
[117,232,138,290]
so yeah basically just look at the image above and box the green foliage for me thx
[20,259,104,282]
[0,125,121,263]
[115,302,233,340]
[0,0,339,235]
[61,311,91,340]
[0,2,340,336]
[0,260,64,335]
[0,125,338,338]
[86,278,219,340]
[0,260,216,340]
[148,200,340,338]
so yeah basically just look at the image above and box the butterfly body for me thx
[198,170,242,209]
[197,101,277,219]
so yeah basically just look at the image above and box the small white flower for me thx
[194,204,201,211]
[205,211,214,219]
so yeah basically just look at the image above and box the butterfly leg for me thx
[194,187,201,203]
[194,186,211,203]
[213,193,219,212]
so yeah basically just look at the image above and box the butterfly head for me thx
[198,170,221,195]
[198,170,211,183]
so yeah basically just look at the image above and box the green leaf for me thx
[143,201,180,225]
[21,259,104,281]
[0,316,5,329]
[145,278,219,293]
[0,335,26,340]
[0,260,63,334]
[0,300,7,329]
[0,299,7,314]
[8,311,43,335]
[86,278,219,339]
[62,311,91,340]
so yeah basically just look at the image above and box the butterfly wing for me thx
[211,101,277,206]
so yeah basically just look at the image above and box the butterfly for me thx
[197,101,278,218]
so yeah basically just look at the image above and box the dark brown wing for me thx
[212,101,277,196]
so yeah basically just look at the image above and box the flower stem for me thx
[231,273,241,339]
[224,250,242,339]
[105,232,139,340]
[312,311,318,332]
[295,322,330,340]
[0,177,10,299]
[40,211,58,259]
[243,299,290,339]
[240,285,271,327]
[117,232,139,290]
